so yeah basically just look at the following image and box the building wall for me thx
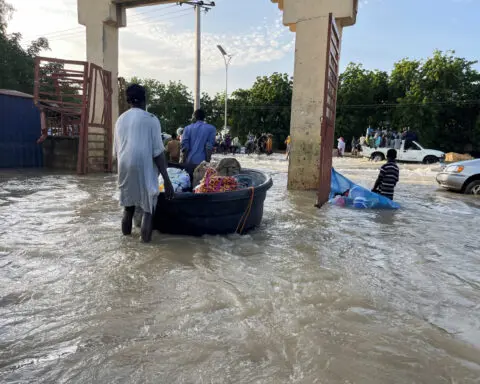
[0,94,43,168]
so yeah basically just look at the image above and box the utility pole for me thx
[179,1,216,111]
[217,45,233,131]
[195,5,201,110]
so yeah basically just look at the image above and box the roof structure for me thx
[0,89,34,99]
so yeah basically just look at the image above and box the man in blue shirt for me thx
[182,109,217,167]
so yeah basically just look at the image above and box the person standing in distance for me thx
[337,137,346,157]
[284,135,291,160]
[166,132,181,163]
[181,109,216,168]
[114,84,174,243]
[372,149,400,200]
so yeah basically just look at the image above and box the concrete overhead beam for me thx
[112,0,183,8]
[272,0,358,28]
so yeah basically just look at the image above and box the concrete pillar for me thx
[288,15,332,190]
[78,0,126,124]
[78,0,126,171]
[272,0,357,190]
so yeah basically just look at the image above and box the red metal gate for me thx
[34,58,113,174]
[317,13,341,207]
[78,64,113,174]
[34,57,88,143]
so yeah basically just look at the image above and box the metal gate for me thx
[317,13,341,207]
[34,58,113,174]
[78,64,113,174]
[34,57,88,143]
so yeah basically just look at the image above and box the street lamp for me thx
[217,45,233,131]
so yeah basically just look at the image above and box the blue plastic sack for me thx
[329,168,400,210]
[159,168,191,193]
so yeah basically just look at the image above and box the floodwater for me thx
[1,155,479,384]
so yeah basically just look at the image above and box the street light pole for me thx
[217,45,233,131]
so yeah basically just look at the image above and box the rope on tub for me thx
[236,187,255,235]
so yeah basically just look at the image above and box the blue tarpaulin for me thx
[329,168,400,210]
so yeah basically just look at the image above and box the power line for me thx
[41,9,192,42]
[137,100,480,109]
[21,4,182,41]
[339,99,480,108]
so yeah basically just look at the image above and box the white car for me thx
[362,141,445,164]
[436,159,480,195]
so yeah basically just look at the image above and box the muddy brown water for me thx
[1,156,479,383]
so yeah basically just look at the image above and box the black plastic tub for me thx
[154,168,273,236]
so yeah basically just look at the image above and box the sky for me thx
[7,0,480,96]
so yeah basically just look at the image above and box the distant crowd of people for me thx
[337,127,420,158]
[165,129,276,158]
[214,133,242,154]
[360,127,418,150]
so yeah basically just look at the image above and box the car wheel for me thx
[464,180,480,195]
[372,153,385,162]
[423,156,439,164]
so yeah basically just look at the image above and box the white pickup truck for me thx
[361,141,445,164]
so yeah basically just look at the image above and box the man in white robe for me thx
[114,84,174,242]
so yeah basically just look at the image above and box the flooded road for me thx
[1,156,479,383]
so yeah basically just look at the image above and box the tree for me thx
[391,51,480,152]
[201,92,224,130]
[0,0,50,93]
[336,52,480,154]
[230,72,292,146]
[125,51,480,154]
[128,77,194,134]
[0,0,13,33]
[335,63,390,142]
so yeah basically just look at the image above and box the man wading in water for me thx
[114,84,174,243]
[181,109,216,170]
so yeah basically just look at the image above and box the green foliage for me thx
[391,51,480,153]
[0,0,13,33]
[200,91,224,130]
[335,51,480,153]
[130,52,479,153]
[0,0,50,94]
[129,77,194,134]
[127,73,293,146]
[230,72,292,146]
[336,63,391,142]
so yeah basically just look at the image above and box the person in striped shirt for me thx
[372,149,400,200]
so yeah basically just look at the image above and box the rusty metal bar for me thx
[77,62,89,174]
[90,67,98,125]
[36,56,88,66]
[105,70,113,172]
[37,99,83,107]
[38,91,84,99]
[34,57,41,106]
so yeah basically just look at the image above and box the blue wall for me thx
[0,94,43,168]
